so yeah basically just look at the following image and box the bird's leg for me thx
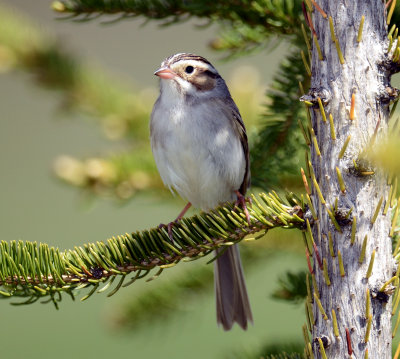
[159,202,192,241]
[234,191,251,225]
[176,202,192,221]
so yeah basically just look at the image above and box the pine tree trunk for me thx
[306,1,394,358]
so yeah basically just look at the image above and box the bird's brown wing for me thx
[230,106,250,196]
[210,97,250,196]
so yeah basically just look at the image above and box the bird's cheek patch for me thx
[192,75,216,91]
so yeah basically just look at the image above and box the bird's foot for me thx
[158,221,179,241]
[158,202,192,242]
[235,191,252,226]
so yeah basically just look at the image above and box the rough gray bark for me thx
[305,1,394,358]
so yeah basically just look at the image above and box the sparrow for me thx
[150,53,252,330]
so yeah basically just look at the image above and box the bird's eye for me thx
[185,66,194,74]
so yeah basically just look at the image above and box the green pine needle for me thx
[251,51,309,189]
[272,270,307,302]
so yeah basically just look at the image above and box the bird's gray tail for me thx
[214,244,253,330]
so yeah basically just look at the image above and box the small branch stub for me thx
[301,50,312,76]
[366,250,376,278]
[311,128,321,156]
[310,0,327,18]
[336,167,346,193]
[350,92,356,120]
[366,288,371,319]
[334,39,345,64]
[332,309,339,337]
[329,114,336,140]
[365,315,372,343]
[357,16,365,43]
[351,216,357,244]
[338,250,345,277]
[314,292,328,320]
[317,97,327,122]
[314,35,324,61]
[322,258,331,285]
[301,168,312,195]
[317,337,328,359]
[387,0,397,24]
[328,232,335,257]
[338,135,351,159]
[346,328,353,355]
[313,178,326,204]
[359,235,368,263]
[371,197,383,225]
[329,16,336,42]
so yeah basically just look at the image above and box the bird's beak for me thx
[154,67,176,80]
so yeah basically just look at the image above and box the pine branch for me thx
[0,4,149,143]
[227,342,304,359]
[54,150,163,200]
[209,23,275,58]
[264,355,302,359]
[389,2,400,28]
[52,0,305,59]
[52,0,301,35]
[250,51,309,189]
[0,192,304,306]
[0,4,162,198]
[272,270,308,303]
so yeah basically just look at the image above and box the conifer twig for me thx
[0,192,304,305]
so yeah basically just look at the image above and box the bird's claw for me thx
[234,191,252,226]
[158,221,179,241]
[158,203,192,242]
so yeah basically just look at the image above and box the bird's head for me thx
[154,53,224,98]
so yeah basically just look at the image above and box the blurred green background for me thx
[0,1,306,358]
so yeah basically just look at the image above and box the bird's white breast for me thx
[150,82,245,210]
